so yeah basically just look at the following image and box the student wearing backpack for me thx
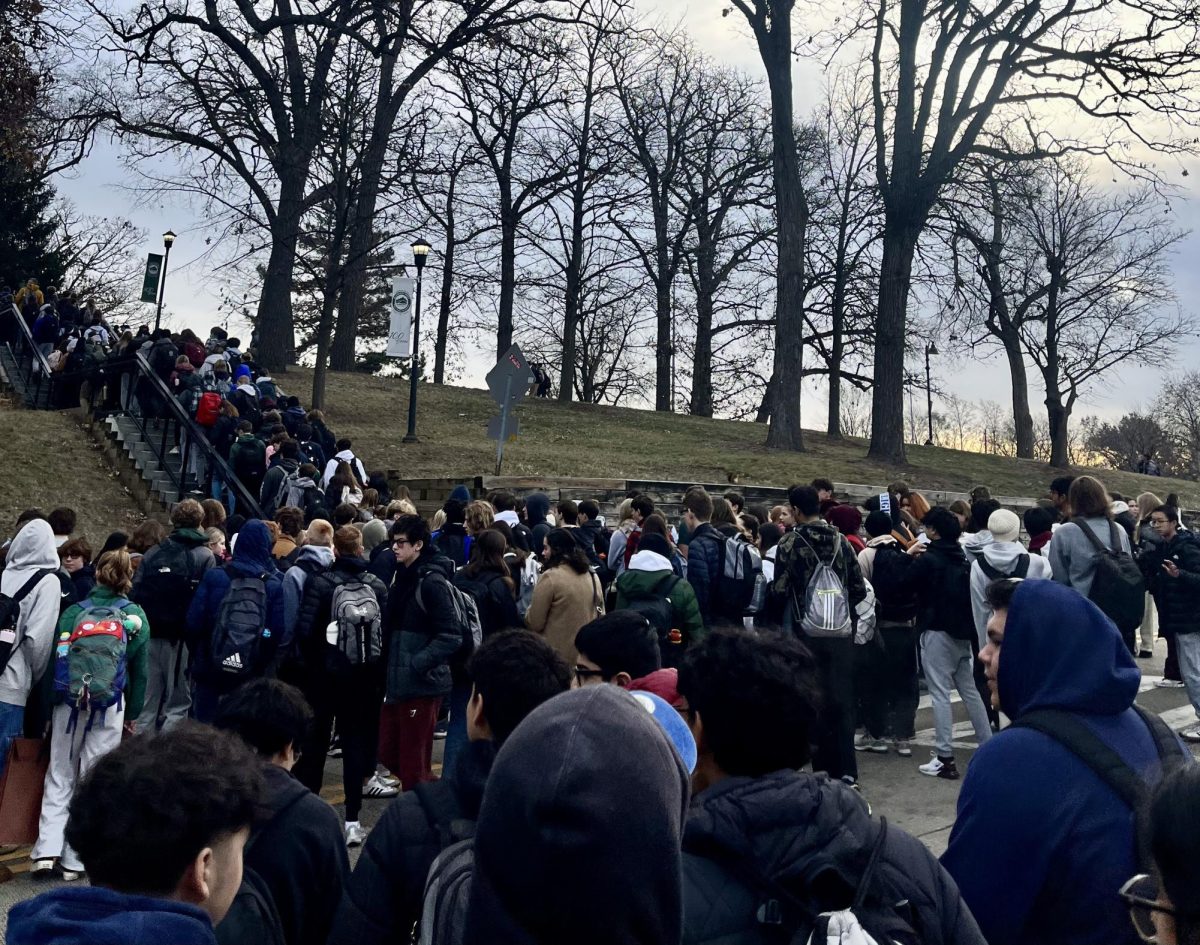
[281,519,334,637]
[131,498,216,733]
[444,530,521,774]
[380,515,463,791]
[431,498,472,567]
[614,534,704,668]
[0,519,64,776]
[577,500,612,581]
[329,630,570,945]
[942,579,1189,945]
[186,519,288,724]
[32,549,149,882]
[969,508,1052,645]
[680,490,728,629]
[678,628,986,945]
[1049,475,1142,653]
[259,440,302,519]
[321,439,368,490]
[1146,505,1200,742]
[770,485,867,785]
[856,511,920,756]
[293,526,393,845]
[907,506,994,780]
[229,422,267,502]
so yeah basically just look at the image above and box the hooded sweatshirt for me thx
[8,886,216,945]
[0,520,65,706]
[282,544,333,638]
[1048,515,1131,598]
[969,540,1053,645]
[321,450,367,490]
[941,580,1186,945]
[615,550,704,651]
[958,529,993,561]
[464,685,689,945]
[524,493,553,553]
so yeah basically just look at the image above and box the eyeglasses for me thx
[573,666,605,682]
[63,553,83,560]
[1120,873,1176,942]
[392,539,413,548]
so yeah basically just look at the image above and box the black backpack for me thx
[131,539,202,641]
[0,570,57,675]
[1012,704,1185,871]
[206,569,275,689]
[931,549,975,641]
[1071,518,1146,635]
[622,575,685,667]
[870,543,918,623]
[977,554,1030,582]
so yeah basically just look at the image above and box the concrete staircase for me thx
[103,413,203,507]
[0,345,53,409]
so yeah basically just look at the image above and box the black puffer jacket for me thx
[684,522,726,626]
[682,771,985,945]
[385,550,461,700]
[1151,528,1200,636]
[327,739,495,945]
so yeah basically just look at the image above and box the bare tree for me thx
[48,205,144,321]
[859,0,1200,463]
[1157,373,1200,480]
[1012,161,1191,467]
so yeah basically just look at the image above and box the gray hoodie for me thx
[970,540,1053,646]
[0,520,65,706]
[1048,516,1131,599]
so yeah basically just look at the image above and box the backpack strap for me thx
[851,817,889,912]
[977,558,1004,581]
[11,568,58,605]
[1013,554,1030,579]
[978,555,1030,581]
[414,781,469,847]
[1071,518,1115,557]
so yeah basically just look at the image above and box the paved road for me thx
[0,639,1193,941]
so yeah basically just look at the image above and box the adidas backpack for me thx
[54,598,138,727]
[209,570,274,686]
[326,580,383,666]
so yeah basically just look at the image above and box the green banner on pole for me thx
[140,253,163,303]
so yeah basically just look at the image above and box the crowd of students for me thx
[0,462,1198,943]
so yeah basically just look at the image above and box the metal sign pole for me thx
[495,374,512,476]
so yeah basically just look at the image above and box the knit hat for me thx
[638,533,672,560]
[825,503,863,538]
[988,508,1021,543]
[449,484,472,503]
[629,668,683,709]
[361,518,388,555]
[235,364,252,381]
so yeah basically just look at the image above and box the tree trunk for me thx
[1046,392,1071,468]
[867,221,918,463]
[761,39,806,452]
[690,231,716,417]
[756,372,776,423]
[310,284,339,411]
[654,203,673,412]
[433,238,455,384]
[999,329,1035,459]
[254,176,305,371]
[558,174,586,402]
[826,273,848,439]
[330,145,386,371]
[497,198,516,358]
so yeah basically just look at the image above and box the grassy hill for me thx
[0,403,147,544]
[293,368,1200,504]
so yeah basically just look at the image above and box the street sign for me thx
[140,253,163,303]
[387,276,415,358]
[485,344,536,474]
[486,343,535,405]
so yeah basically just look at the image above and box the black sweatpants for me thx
[805,634,857,782]
[294,665,384,822]
[860,623,918,740]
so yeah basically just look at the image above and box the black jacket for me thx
[1151,529,1200,636]
[328,740,495,945]
[432,523,471,568]
[684,522,726,626]
[908,538,973,637]
[681,771,985,945]
[385,551,461,700]
[245,764,349,945]
[260,458,300,518]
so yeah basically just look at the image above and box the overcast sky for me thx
[54,0,1200,427]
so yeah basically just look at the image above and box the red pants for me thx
[378,697,442,790]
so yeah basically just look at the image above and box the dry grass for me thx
[289,368,1200,504]
[0,403,147,546]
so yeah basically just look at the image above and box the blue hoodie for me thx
[8,886,215,945]
[186,520,288,678]
[941,580,1187,945]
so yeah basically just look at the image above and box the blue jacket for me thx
[683,523,724,627]
[8,886,215,945]
[941,580,1188,945]
[186,520,288,681]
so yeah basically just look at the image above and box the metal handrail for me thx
[3,303,55,405]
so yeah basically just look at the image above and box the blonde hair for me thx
[615,498,634,526]
[386,499,417,518]
[1137,492,1164,522]
[95,549,134,595]
[204,527,225,547]
[430,509,447,532]
[305,520,334,547]
[465,500,495,535]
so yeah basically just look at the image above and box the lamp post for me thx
[924,341,939,446]
[154,230,176,332]
[402,239,432,443]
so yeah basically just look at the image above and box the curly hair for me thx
[678,627,821,776]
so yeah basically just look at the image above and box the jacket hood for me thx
[464,685,689,945]
[230,520,276,575]
[495,510,520,528]
[361,518,388,554]
[172,528,209,547]
[866,534,898,548]
[295,544,334,567]
[524,493,551,527]
[981,540,1029,571]
[685,770,873,895]
[333,448,356,462]
[929,536,966,562]
[260,762,311,819]
[999,579,1139,719]
[629,549,673,573]
[960,530,993,559]
[5,520,59,572]
[7,886,215,945]
[415,549,456,582]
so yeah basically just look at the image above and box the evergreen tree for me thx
[0,156,64,291]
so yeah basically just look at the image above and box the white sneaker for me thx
[1156,679,1186,688]
[30,859,55,879]
[918,752,960,779]
[1180,727,1200,743]
[59,866,83,882]
[894,740,913,758]
[373,767,399,788]
[853,733,875,752]
[363,774,399,798]
[345,822,366,847]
